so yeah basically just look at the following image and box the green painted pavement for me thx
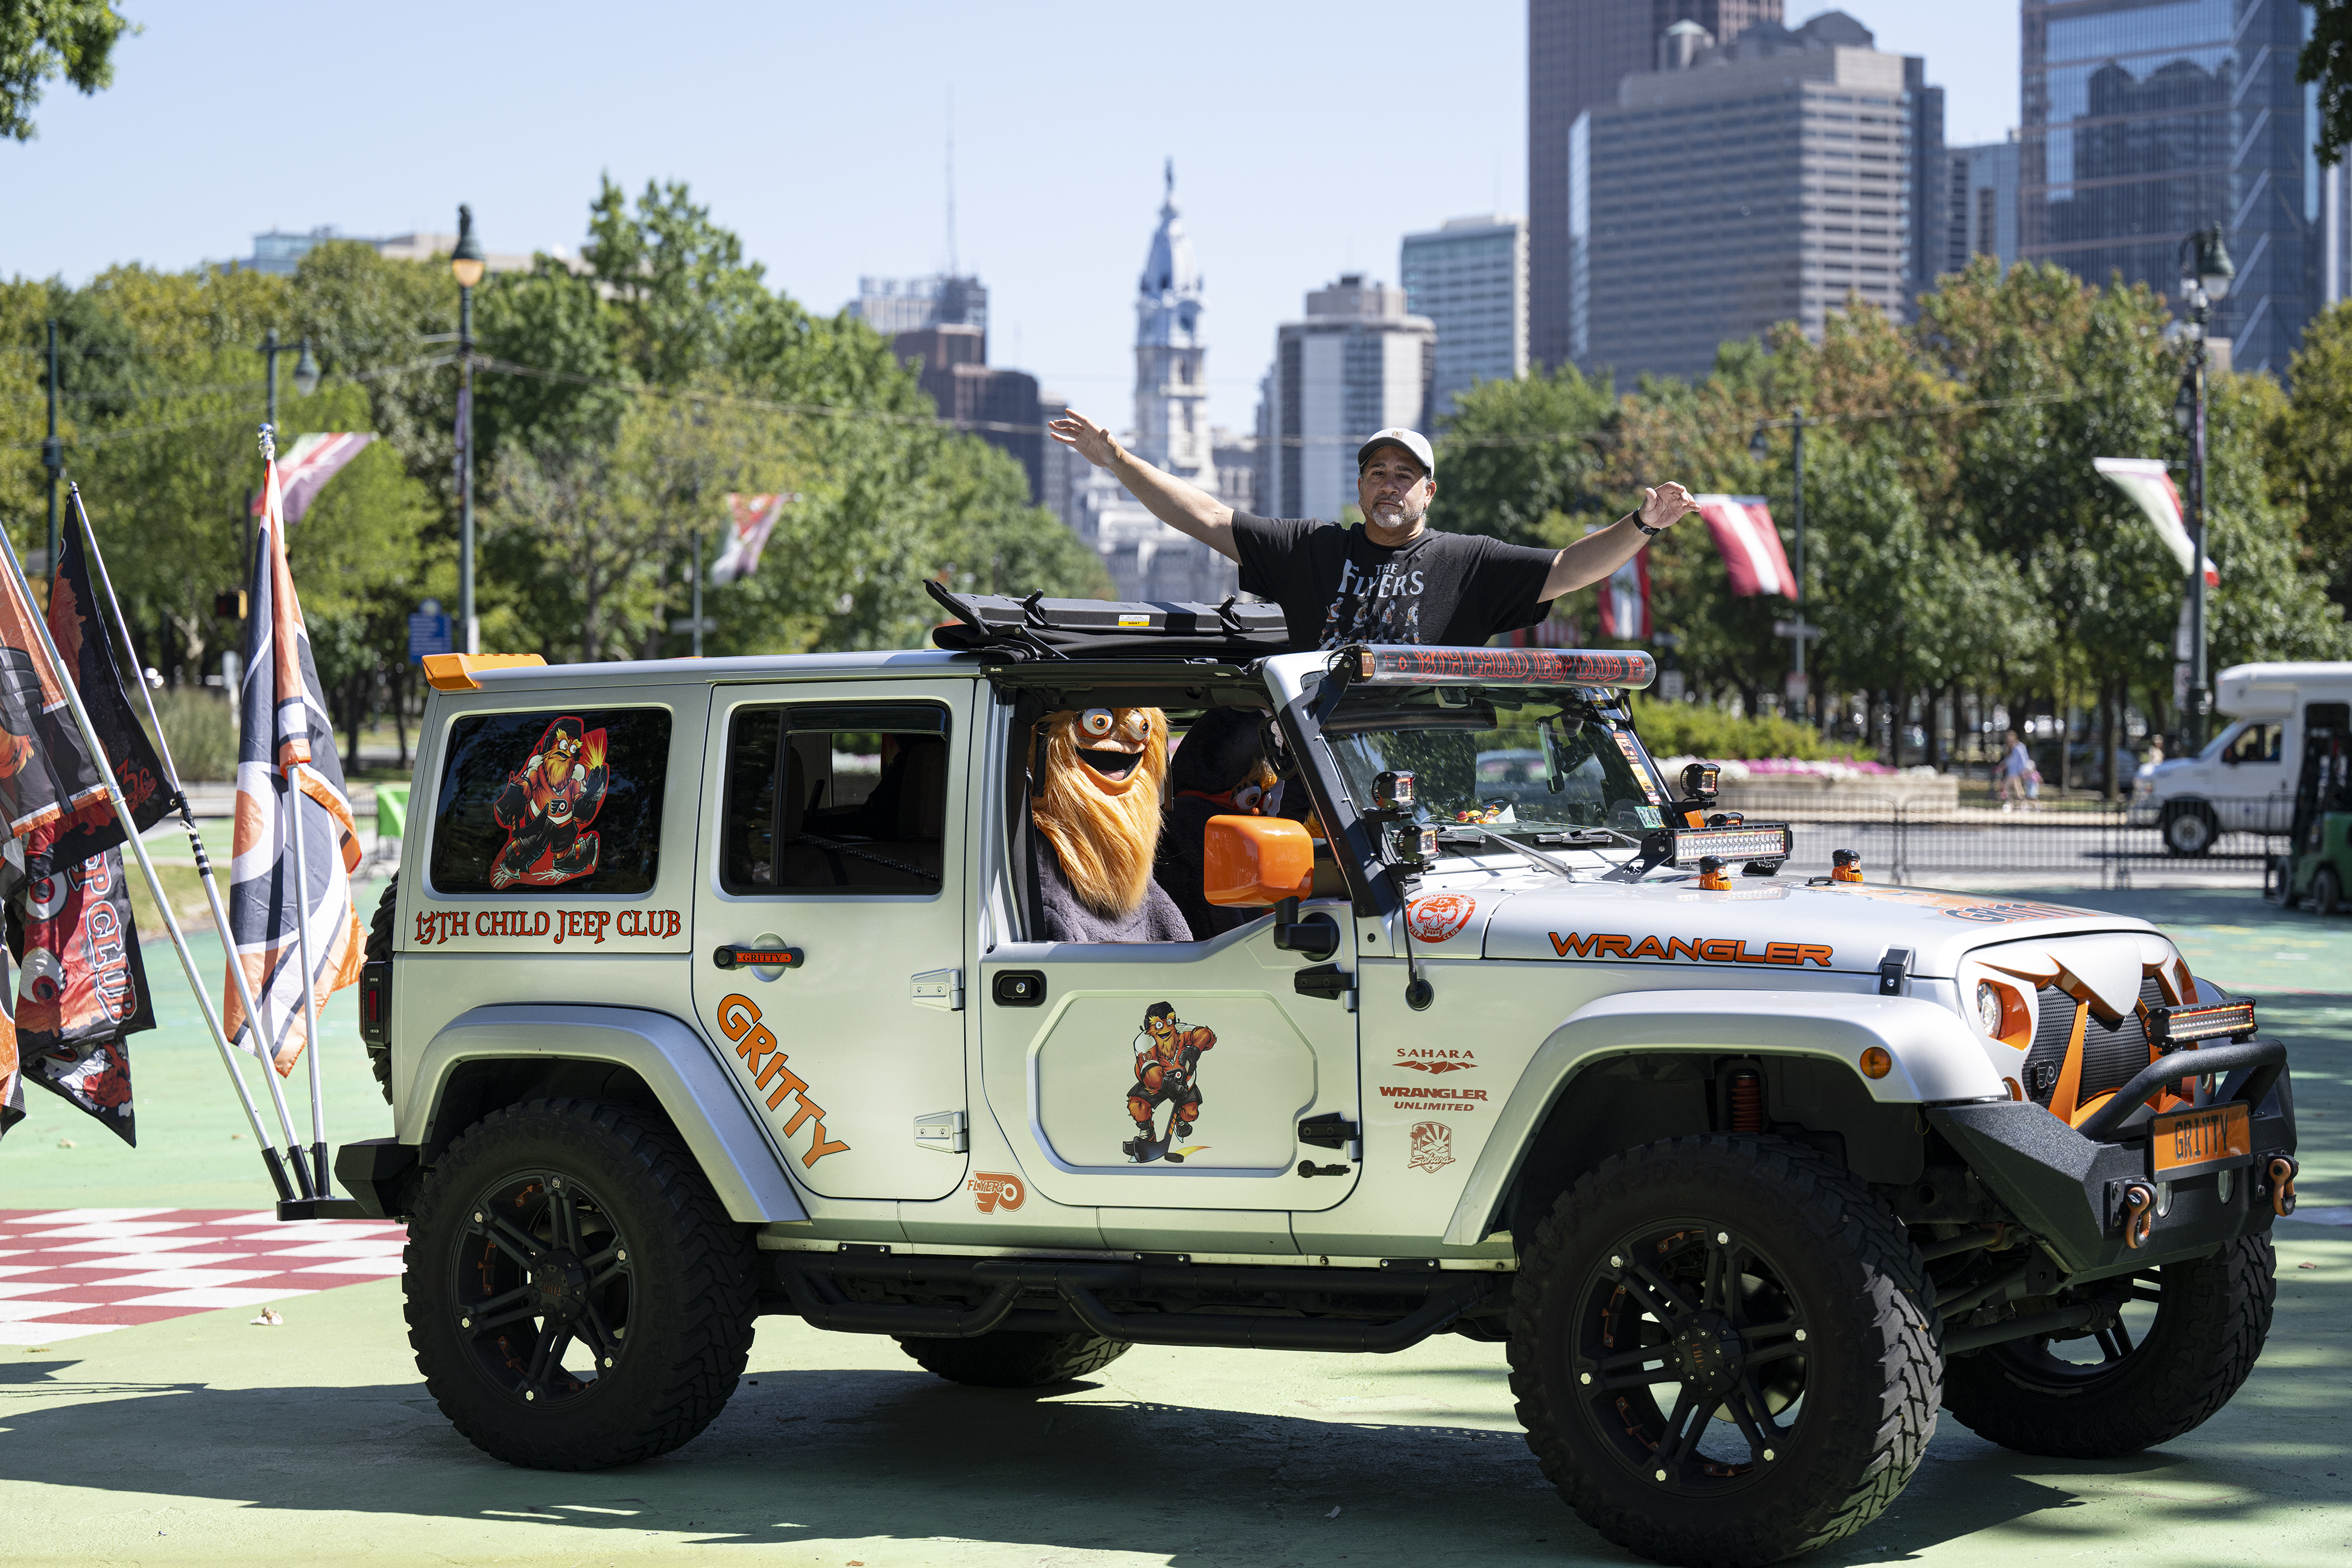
[0,887,2338,1566]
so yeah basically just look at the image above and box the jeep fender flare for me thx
[400,1004,809,1224]
[1439,988,2003,1247]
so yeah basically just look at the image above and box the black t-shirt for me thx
[1231,513,1560,653]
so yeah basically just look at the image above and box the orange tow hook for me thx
[2268,1156,2299,1218]
[2122,1181,2157,1250]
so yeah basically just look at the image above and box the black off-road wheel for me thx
[364,876,397,1103]
[1941,1234,2274,1459]
[405,1097,757,1470]
[1508,1136,1939,1567]
[898,1330,1132,1388]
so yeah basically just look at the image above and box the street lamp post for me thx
[2174,224,2234,753]
[1751,407,1810,724]
[258,328,321,432]
[43,319,62,583]
[451,205,486,656]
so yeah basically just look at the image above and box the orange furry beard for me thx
[1032,710,1168,920]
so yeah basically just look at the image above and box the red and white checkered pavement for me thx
[0,1208,407,1344]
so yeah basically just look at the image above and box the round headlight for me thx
[1975,979,2004,1035]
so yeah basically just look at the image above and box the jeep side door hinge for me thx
[914,1110,967,1153]
[911,969,964,1010]
[1294,964,1354,1005]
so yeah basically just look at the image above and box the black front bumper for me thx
[1926,1048,2296,1281]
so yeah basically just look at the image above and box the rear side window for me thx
[721,703,950,894]
[430,709,672,895]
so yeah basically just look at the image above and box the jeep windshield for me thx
[1320,684,1666,842]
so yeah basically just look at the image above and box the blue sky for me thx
[5,2,2019,433]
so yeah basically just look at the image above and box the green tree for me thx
[0,0,130,141]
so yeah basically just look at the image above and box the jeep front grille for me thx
[2023,975,2169,1111]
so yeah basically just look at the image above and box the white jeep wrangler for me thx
[340,593,2297,1568]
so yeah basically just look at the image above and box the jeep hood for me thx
[1438,878,2167,980]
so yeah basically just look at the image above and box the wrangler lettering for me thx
[1544,932,1837,968]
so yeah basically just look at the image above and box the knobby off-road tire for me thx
[365,876,397,1104]
[1508,1135,1939,1568]
[1941,1234,2274,1459]
[897,1330,1131,1388]
[405,1097,757,1470]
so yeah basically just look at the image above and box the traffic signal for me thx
[215,590,247,620]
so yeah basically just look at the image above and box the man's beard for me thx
[1032,715,1167,920]
[1367,492,1427,530]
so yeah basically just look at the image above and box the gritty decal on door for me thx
[714,991,850,1167]
[1125,1001,1215,1165]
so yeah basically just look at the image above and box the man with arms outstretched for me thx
[1049,413,1695,651]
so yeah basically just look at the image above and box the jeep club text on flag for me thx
[224,449,367,1072]
[1692,495,1795,599]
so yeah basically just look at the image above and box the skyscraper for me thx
[1529,0,1784,371]
[2020,0,2310,373]
[1265,276,1437,523]
[891,325,1043,502]
[1401,215,1529,420]
[1947,138,2021,276]
[1570,13,1923,381]
[850,274,988,339]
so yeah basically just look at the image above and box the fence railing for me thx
[1714,790,2291,888]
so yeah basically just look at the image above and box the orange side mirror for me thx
[1203,814,1315,906]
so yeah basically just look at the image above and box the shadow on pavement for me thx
[0,1347,2334,1564]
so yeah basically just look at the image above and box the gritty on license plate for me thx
[2150,1101,2251,1179]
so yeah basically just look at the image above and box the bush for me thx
[143,686,238,782]
[1625,697,1868,762]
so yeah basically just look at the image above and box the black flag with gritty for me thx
[34,520,171,880]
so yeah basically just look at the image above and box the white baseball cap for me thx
[1356,428,1434,475]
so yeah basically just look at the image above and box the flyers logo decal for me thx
[1406,894,1476,943]
[969,1172,1026,1213]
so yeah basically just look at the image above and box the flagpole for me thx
[2,500,300,1200]
[283,760,331,1197]
[65,484,312,1198]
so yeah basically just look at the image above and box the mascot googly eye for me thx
[1079,708,1116,739]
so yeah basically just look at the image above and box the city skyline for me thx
[7,2,2017,437]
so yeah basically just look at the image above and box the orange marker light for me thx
[1859,1046,1892,1080]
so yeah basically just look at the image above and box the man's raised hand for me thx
[1048,408,1120,469]
[1639,481,1697,531]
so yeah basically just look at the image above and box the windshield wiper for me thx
[1431,825,1579,881]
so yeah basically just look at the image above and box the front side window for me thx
[721,704,950,894]
[1323,684,1663,836]
[431,708,671,895]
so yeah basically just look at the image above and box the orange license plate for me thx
[2151,1102,2251,1179]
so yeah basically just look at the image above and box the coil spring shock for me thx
[1728,1068,1765,1133]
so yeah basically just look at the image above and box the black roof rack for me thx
[926,581,1291,662]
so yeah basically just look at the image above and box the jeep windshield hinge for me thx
[1877,947,1914,996]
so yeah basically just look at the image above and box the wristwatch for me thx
[1634,519,1664,537]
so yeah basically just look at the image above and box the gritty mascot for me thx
[1125,1001,1215,1163]
[490,716,608,889]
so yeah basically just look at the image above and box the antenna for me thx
[946,88,958,279]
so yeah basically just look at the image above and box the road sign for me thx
[670,617,718,634]
[1784,671,1810,706]
[406,602,452,663]
[1658,669,1686,701]
[1772,620,1822,640]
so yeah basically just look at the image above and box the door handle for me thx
[713,943,803,971]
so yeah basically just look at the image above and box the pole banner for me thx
[710,492,795,586]
[1588,523,1652,639]
[245,432,376,527]
[223,453,366,1073]
[2092,458,2219,586]
[44,520,171,858]
[1690,495,1795,599]
[0,558,120,865]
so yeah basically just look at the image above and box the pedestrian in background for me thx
[1995,730,2032,812]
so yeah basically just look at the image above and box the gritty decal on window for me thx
[490,716,609,889]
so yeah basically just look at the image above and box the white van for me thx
[2131,661,2352,853]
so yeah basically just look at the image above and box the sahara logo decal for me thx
[1406,893,1476,943]
[1393,1046,1475,1073]
[715,993,851,1168]
[1125,1001,1215,1165]
[1547,931,1833,967]
[1407,1121,1456,1173]
[489,715,609,888]
[969,1172,1026,1213]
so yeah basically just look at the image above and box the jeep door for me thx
[692,680,973,1202]
[978,909,1362,1221]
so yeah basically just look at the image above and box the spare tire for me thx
[365,874,397,1103]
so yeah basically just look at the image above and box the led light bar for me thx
[2148,998,2257,1048]
[1669,824,1794,865]
[1343,645,1658,689]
